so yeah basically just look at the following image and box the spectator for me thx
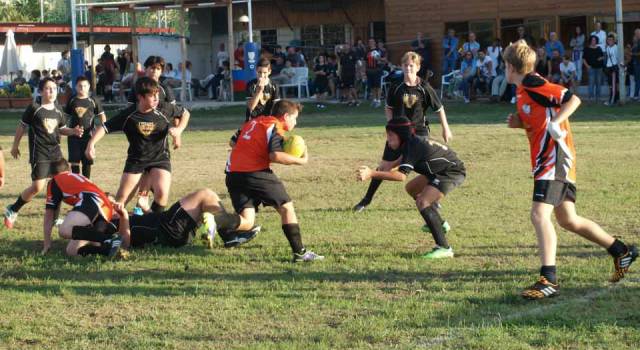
[41,69,50,79]
[463,32,481,58]
[365,38,384,107]
[11,70,27,87]
[516,26,534,46]
[486,38,502,77]
[326,55,339,98]
[475,50,494,95]
[442,29,459,75]
[100,45,117,102]
[535,47,548,76]
[624,43,634,99]
[28,70,41,92]
[272,45,286,63]
[216,43,230,69]
[313,54,329,108]
[271,59,296,86]
[547,49,563,83]
[354,38,367,60]
[338,44,359,106]
[57,50,72,81]
[286,46,305,67]
[234,42,244,69]
[117,50,132,78]
[570,26,586,84]
[583,35,605,102]
[411,32,428,51]
[631,28,640,101]
[459,51,477,103]
[415,39,431,78]
[271,55,285,76]
[544,32,565,59]
[591,21,607,52]
[604,34,620,106]
[559,53,577,92]
[162,63,178,80]
[490,56,508,102]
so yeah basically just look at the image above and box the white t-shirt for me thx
[560,61,576,76]
[477,57,493,77]
[591,30,606,51]
[487,46,502,76]
[605,45,620,67]
[217,51,230,68]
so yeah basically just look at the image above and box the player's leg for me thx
[148,167,171,213]
[414,184,453,259]
[179,188,247,235]
[134,171,152,212]
[275,202,323,262]
[115,172,143,205]
[80,138,93,178]
[68,137,81,174]
[58,210,92,239]
[353,151,399,212]
[555,200,637,282]
[5,177,47,228]
[521,201,559,299]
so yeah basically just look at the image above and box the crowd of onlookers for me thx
[442,23,640,106]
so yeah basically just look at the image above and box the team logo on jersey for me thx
[137,122,155,136]
[43,118,58,134]
[402,93,418,108]
[522,104,531,115]
[260,92,271,105]
[74,107,88,118]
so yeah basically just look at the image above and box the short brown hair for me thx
[503,39,536,75]
[272,99,302,117]
[50,158,70,175]
[401,51,422,65]
[135,76,159,97]
[257,58,271,69]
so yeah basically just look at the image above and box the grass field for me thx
[0,101,639,349]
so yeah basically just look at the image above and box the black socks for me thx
[540,265,557,284]
[607,239,628,258]
[214,212,241,234]
[10,196,27,213]
[81,163,91,178]
[77,244,111,256]
[362,179,382,204]
[419,206,449,248]
[71,225,112,243]
[151,202,165,213]
[282,223,304,255]
[71,164,81,174]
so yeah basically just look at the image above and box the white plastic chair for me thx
[173,81,193,102]
[279,67,309,99]
[440,70,460,100]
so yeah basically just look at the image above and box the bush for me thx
[0,89,9,98]
[11,84,32,98]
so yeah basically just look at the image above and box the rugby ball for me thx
[283,135,306,158]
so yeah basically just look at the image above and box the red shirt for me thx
[46,171,114,221]
[226,116,286,173]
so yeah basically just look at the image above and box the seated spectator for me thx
[28,70,41,93]
[271,60,296,85]
[535,47,548,76]
[491,58,508,102]
[286,46,306,67]
[162,63,178,81]
[559,53,577,91]
[326,55,339,98]
[475,50,494,95]
[547,49,563,83]
[216,43,230,69]
[271,55,285,76]
[313,54,329,108]
[272,45,286,63]
[11,70,27,89]
[41,69,50,79]
[458,51,477,103]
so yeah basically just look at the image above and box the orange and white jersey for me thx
[46,171,114,221]
[516,74,576,183]
[226,116,286,173]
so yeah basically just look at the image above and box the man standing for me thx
[591,22,607,52]
[442,29,459,75]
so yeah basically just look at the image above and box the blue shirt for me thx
[460,58,477,76]
[442,36,459,59]
[463,41,480,57]
[545,40,565,59]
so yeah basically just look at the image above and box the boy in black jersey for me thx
[354,52,453,212]
[339,45,359,106]
[4,78,83,232]
[356,117,465,259]
[246,58,279,121]
[65,188,249,256]
[65,76,106,178]
[128,55,176,106]
[86,77,190,214]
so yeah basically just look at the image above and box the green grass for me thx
[0,101,639,349]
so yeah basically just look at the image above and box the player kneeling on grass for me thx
[43,158,122,257]
[225,100,324,262]
[504,40,637,300]
[66,188,246,255]
[356,117,465,259]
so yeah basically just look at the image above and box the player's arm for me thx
[10,123,26,159]
[85,126,106,160]
[114,203,131,248]
[246,80,266,113]
[270,150,308,166]
[59,125,84,137]
[547,93,581,140]
[42,208,57,254]
[507,112,525,128]
[356,166,406,182]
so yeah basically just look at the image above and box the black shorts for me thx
[31,159,59,181]
[67,137,93,164]
[427,167,466,195]
[366,69,382,89]
[124,159,171,174]
[382,133,430,162]
[532,180,577,206]
[71,193,106,223]
[225,171,291,213]
[340,75,355,89]
[315,80,328,94]
[129,201,197,248]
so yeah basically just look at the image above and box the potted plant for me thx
[10,84,32,108]
[0,88,10,108]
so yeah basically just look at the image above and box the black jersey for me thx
[245,79,279,121]
[398,136,464,177]
[339,52,357,76]
[127,81,176,106]
[65,96,104,139]
[20,102,67,163]
[103,103,184,164]
[386,81,443,136]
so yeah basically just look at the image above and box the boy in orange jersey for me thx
[505,40,637,300]
[225,100,323,262]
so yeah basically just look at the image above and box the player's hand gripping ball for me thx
[283,135,306,158]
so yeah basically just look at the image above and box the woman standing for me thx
[583,35,604,102]
[604,34,621,106]
[569,26,586,84]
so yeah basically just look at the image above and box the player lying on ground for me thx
[66,188,252,256]
[86,77,190,213]
[354,51,453,213]
[504,40,637,300]
[5,77,84,229]
[65,76,107,179]
[42,158,122,256]
[225,100,324,262]
[356,117,465,259]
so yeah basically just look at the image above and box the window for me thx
[260,29,278,52]
[469,20,496,49]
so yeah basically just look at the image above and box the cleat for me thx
[4,205,18,229]
[610,245,638,283]
[106,234,124,258]
[115,248,130,260]
[352,199,370,213]
[198,212,217,249]
[293,250,325,263]
[421,220,451,234]
[54,217,65,227]
[521,276,559,300]
[223,225,261,248]
[421,246,454,259]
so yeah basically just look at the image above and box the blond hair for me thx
[401,51,422,65]
[503,39,536,75]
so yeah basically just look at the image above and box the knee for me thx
[557,216,579,232]
[200,188,219,202]
[277,202,295,215]
[415,193,433,210]
[58,223,73,239]
[65,243,79,256]
[530,210,549,226]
